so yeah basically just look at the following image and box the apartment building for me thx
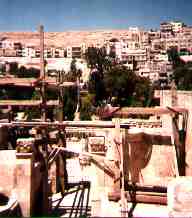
[22,46,36,58]
[170,21,184,33]
[3,49,17,57]
[66,44,86,59]
[160,22,173,33]
[149,30,161,41]
[122,49,147,63]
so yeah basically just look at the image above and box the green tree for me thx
[9,62,19,75]
[63,87,78,120]
[173,63,192,90]
[25,89,41,120]
[80,93,94,120]
[10,65,40,78]
[88,69,106,106]
[65,59,82,82]
[85,47,113,106]
[85,47,112,71]
[167,47,183,69]
[103,65,137,106]
[133,76,152,106]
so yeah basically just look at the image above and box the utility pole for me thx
[39,25,49,215]
[39,25,46,121]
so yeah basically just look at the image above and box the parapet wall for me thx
[158,90,192,108]
[158,90,192,176]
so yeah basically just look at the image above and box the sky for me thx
[1,0,192,32]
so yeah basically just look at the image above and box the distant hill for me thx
[0,29,132,48]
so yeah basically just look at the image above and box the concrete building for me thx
[122,49,147,63]
[67,46,84,59]
[170,21,184,33]
[4,49,17,57]
[160,22,173,33]
[1,40,14,49]
[149,31,161,41]
[22,47,36,58]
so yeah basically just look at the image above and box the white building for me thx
[22,46,36,58]
[170,21,184,33]
[1,40,14,49]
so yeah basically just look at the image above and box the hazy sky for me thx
[1,0,192,31]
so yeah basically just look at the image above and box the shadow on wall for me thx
[126,131,176,185]
[127,132,153,183]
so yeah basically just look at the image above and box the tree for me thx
[10,64,40,78]
[86,48,152,107]
[88,69,106,106]
[25,89,41,120]
[85,46,112,71]
[103,65,152,107]
[103,65,137,106]
[133,76,152,106]
[167,47,183,69]
[63,87,78,120]
[9,62,19,75]
[85,47,113,106]
[80,93,94,120]
[173,63,192,90]
[65,59,82,82]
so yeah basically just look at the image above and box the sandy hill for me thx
[0,29,132,48]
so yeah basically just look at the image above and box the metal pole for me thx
[39,25,46,121]
[0,120,131,129]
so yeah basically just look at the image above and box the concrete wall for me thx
[159,90,192,108]
[159,90,192,176]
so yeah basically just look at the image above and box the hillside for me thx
[0,29,133,48]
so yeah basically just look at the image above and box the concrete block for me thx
[168,177,192,217]
[0,150,16,196]
[15,153,33,217]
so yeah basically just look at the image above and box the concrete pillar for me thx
[106,119,121,200]
[0,150,16,197]
[15,153,34,217]
[168,177,192,217]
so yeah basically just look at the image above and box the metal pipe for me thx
[0,121,130,129]
[75,189,83,217]
[85,184,90,216]
[80,187,85,216]
[69,184,80,218]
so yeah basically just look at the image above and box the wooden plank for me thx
[126,193,167,205]
[108,191,167,205]
[115,107,187,116]
[0,77,76,87]
[0,100,59,106]
[98,106,188,118]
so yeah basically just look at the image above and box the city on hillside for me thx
[0,20,191,87]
